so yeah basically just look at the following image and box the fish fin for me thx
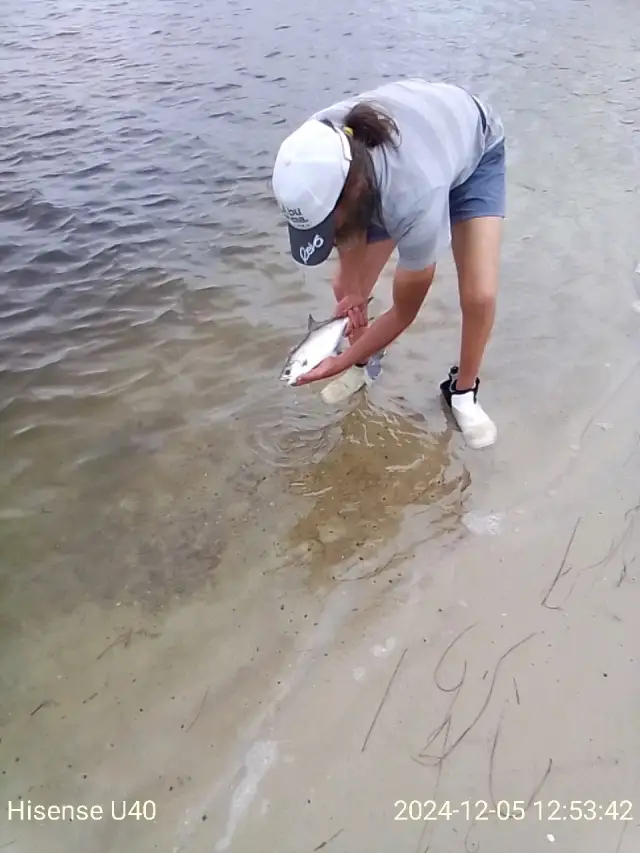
[307,313,323,332]
[307,300,370,332]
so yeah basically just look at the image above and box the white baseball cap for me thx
[272,119,352,266]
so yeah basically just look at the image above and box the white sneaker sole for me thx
[460,423,498,450]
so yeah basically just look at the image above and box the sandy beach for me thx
[2,0,640,850]
[3,357,640,853]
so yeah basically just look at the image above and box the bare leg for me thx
[451,216,502,390]
[444,215,502,448]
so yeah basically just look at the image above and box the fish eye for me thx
[284,367,290,375]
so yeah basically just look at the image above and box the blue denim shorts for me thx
[449,140,506,225]
[366,139,506,243]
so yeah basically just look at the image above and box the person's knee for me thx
[459,284,496,316]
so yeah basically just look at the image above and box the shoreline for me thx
[2,0,640,849]
[2,351,640,852]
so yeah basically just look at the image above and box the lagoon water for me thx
[1,0,640,851]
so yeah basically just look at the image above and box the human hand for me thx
[293,356,345,386]
[334,294,368,336]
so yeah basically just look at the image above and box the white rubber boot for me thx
[320,350,385,405]
[441,368,497,449]
[320,366,367,404]
[451,388,497,449]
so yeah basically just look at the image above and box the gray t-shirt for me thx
[312,78,505,270]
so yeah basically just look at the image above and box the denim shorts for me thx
[448,140,506,225]
[366,139,507,243]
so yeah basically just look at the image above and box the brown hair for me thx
[330,102,400,246]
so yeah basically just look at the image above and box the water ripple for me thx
[0,0,639,612]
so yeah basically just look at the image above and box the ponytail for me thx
[327,101,399,247]
[343,102,399,149]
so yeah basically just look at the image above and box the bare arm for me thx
[332,238,368,304]
[331,263,436,368]
[332,239,371,337]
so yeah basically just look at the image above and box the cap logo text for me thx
[282,205,312,228]
[299,234,324,265]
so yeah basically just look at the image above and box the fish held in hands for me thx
[280,313,348,386]
[280,298,373,386]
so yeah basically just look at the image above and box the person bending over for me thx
[271,77,505,449]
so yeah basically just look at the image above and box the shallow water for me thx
[1,0,640,849]
[2,0,638,617]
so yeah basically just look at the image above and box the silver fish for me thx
[279,298,373,386]
[280,314,348,386]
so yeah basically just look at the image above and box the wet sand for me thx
[3,366,640,853]
[2,0,640,850]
